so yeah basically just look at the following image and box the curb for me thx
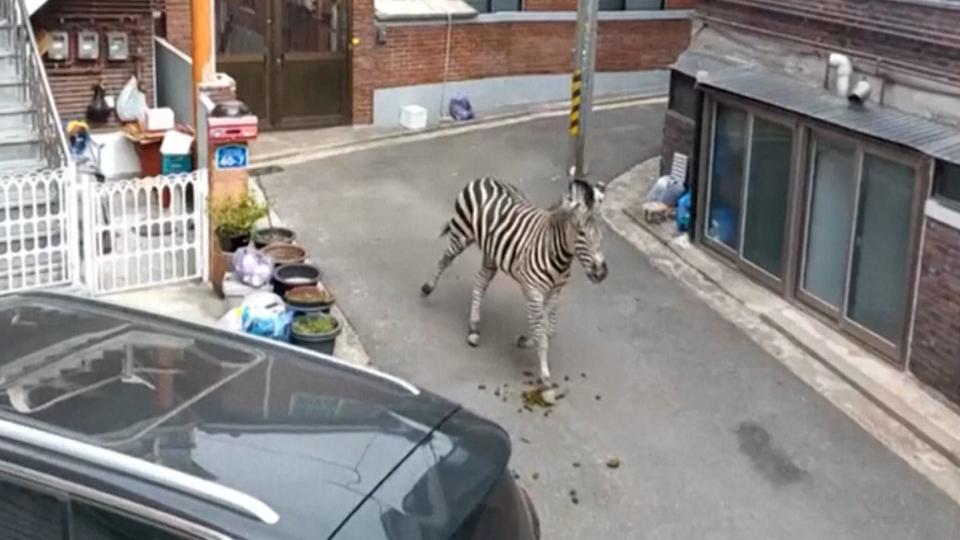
[627,204,960,469]
[249,178,372,367]
[249,91,667,171]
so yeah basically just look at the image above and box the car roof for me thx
[0,292,462,539]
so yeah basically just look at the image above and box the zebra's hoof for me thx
[420,283,434,297]
[467,333,480,347]
[517,335,533,349]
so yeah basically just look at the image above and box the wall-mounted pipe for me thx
[828,53,852,96]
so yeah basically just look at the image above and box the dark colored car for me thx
[0,292,539,539]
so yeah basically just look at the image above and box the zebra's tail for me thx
[439,222,452,238]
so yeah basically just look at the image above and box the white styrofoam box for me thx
[222,272,272,310]
[400,105,428,131]
[160,129,195,156]
[140,107,175,132]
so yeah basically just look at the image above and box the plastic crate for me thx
[162,154,192,174]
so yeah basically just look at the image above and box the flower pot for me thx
[253,227,297,249]
[273,263,322,298]
[262,243,307,267]
[284,285,335,313]
[217,230,250,253]
[291,314,341,356]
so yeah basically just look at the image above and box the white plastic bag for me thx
[232,245,274,288]
[116,76,148,122]
[646,175,685,206]
[217,307,244,332]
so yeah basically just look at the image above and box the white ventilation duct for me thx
[848,79,872,105]
[828,53,853,96]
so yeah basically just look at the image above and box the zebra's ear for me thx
[568,179,594,208]
[595,182,607,204]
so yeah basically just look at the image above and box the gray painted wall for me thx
[372,70,668,127]
[155,37,194,127]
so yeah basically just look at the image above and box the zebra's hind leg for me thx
[421,230,471,297]
[467,259,497,347]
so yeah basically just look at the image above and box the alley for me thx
[261,103,960,539]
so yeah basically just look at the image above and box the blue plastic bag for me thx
[676,191,692,232]
[240,292,292,342]
[448,94,475,122]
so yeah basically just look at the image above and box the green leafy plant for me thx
[293,314,339,335]
[210,194,269,238]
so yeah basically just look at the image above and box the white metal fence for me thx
[0,167,79,292]
[0,167,208,296]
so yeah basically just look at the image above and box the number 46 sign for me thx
[215,144,249,170]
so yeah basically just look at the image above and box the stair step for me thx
[0,157,46,173]
[0,103,34,130]
[0,128,40,161]
[0,78,24,102]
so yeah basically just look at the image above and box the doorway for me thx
[215,0,350,129]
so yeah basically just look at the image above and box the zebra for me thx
[421,177,609,389]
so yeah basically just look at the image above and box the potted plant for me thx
[273,263,322,297]
[262,243,307,267]
[253,226,297,248]
[210,193,269,253]
[291,313,341,356]
[285,285,335,313]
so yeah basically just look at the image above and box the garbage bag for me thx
[647,174,685,206]
[232,245,274,288]
[217,307,244,333]
[676,191,692,233]
[85,83,112,124]
[448,93,475,122]
[240,292,291,341]
[116,76,148,122]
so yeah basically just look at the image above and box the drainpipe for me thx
[191,0,216,132]
[828,53,852,97]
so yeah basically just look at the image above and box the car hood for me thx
[0,292,460,539]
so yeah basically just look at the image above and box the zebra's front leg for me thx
[421,233,470,297]
[545,287,562,339]
[467,261,497,347]
[519,288,551,383]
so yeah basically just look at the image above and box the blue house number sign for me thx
[215,144,249,170]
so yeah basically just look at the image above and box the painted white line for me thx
[257,97,668,169]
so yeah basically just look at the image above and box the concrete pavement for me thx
[260,103,960,539]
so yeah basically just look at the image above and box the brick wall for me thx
[910,218,960,406]
[699,0,960,87]
[351,17,691,123]
[35,0,156,122]
[164,0,193,53]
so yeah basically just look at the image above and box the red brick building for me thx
[159,0,695,128]
[662,0,960,405]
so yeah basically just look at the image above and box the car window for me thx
[0,475,65,540]
[70,500,194,540]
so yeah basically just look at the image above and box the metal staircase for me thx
[0,0,68,173]
[0,0,72,292]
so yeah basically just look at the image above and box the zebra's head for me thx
[564,179,608,283]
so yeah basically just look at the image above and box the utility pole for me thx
[567,0,601,181]
[191,0,215,130]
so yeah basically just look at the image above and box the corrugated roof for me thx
[674,52,960,166]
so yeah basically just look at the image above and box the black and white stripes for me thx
[422,177,608,386]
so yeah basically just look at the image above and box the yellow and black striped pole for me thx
[568,0,599,181]
[569,70,582,137]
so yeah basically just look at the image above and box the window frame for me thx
[600,0,664,11]
[697,91,931,363]
[700,98,798,293]
[465,0,522,14]
[0,459,230,540]
[933,160,960,209]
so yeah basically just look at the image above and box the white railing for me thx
[0,167,209,296]
[83,170,209,295]
[9,0,71,168]
[0,167,79,292]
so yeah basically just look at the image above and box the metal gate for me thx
[0,167,79,293]
[0,167,209,296]
[83,169,209,295]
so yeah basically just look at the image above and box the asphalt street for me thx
[262,103,960,539]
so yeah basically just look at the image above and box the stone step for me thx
[0,126,40,162]
[0,102,34,130]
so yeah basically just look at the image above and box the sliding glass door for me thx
[800,133,918,347]
[704,103,794,283]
